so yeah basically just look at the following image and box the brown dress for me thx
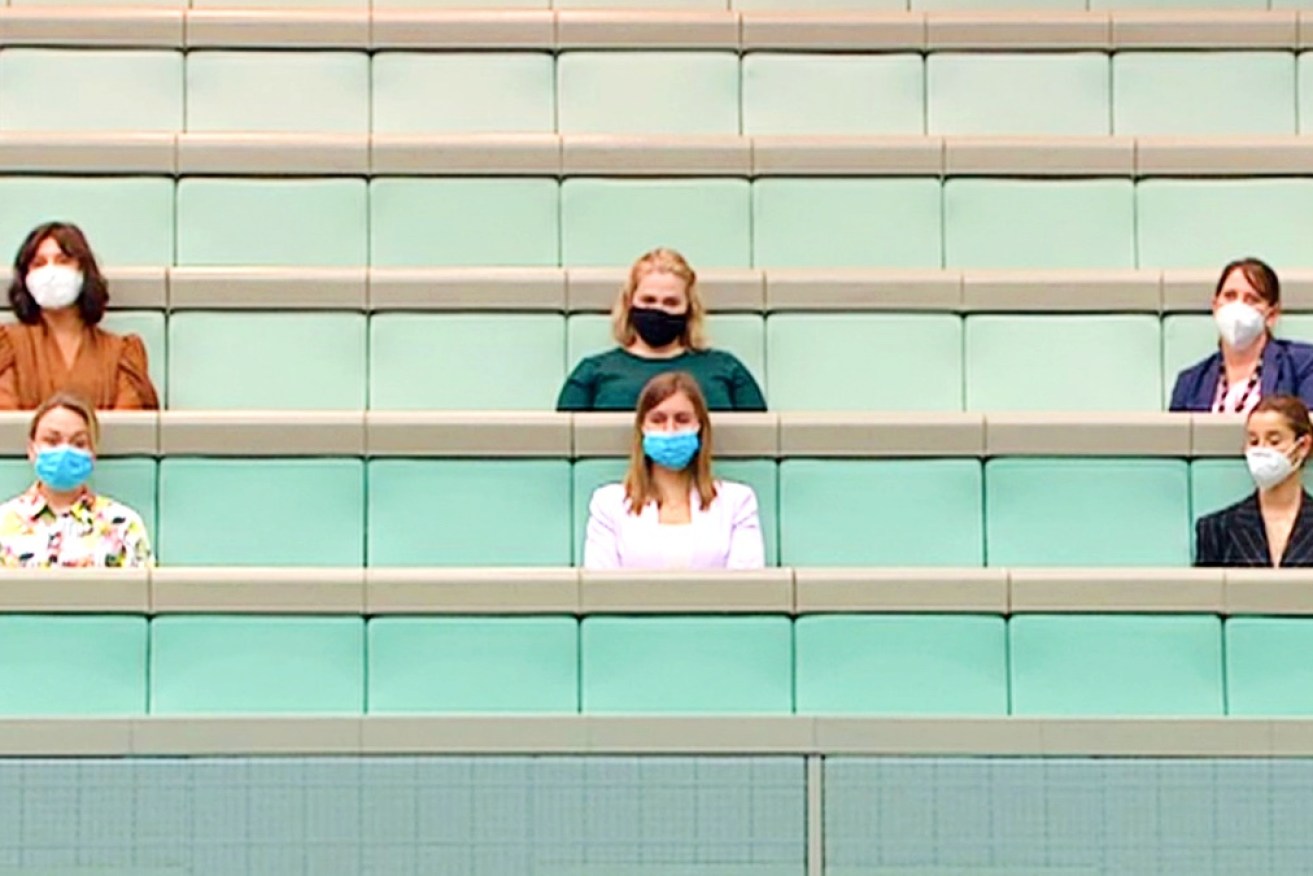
[0,322,159,410]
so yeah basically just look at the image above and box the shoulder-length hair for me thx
[29,391,100,452]
[1216,257,1280,308]
[623,371,718,514]
[610,247,708,351]
[9,222,110,326]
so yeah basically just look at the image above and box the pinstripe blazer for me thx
[1195,491,1313,567]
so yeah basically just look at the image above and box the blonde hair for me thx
[623,372,718,514]
[610,248,708,351]
[29,391,99,451]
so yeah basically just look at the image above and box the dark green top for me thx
[556,347,767,411]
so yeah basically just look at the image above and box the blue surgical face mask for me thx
[642,428,701,471]
[34,445,94,492]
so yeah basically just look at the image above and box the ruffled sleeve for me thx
[114,334,160,410]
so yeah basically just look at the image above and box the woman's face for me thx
[1246,410,1305,460]
[1214,267,1276,325]
[631,271,689,316]
[27,406,94,462]
[29,236,76,272]
[643,391,699,433]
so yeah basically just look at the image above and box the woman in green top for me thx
[556,248,767,411]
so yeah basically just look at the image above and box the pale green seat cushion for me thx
[368,460,571,566]
[186,51,368,133]
[566,313,765,388]
[795,615,1007,715]
[1191,459,1252,522]
[741,53,923,135]
[0,177,173,265]
[150,616,364,714]
[985,458,1191,566]
[167,312,365,409]
[0,616,145,715]
[1137,179,1313,269]
[158,459,364,566]
[766,314,962,411]
[1299,54,1313,131]
[101,310,165,400]
[779,460,983,566]
[0,49,182,132]
[581,616,793,713]
[176,179,367,266]
[1225,618,1313,715]
[1010,614,1224,715]
[965,315,1162,411]
[557,51,738,135]
[927,52,1110,135]
[367,617,578,713]
[571,458,778,565]
[369,178,559,267]
[945,179,1135,269]
[1114,52,1295,136]
[0,458,157,538]
[371,52,554,133]
[752,178,942,268]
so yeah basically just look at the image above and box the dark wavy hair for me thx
[8,222,109,326]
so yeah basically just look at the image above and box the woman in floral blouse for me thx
[0,391,151,568]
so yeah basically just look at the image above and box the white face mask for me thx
[1246,445,1300,491]
[26,265,83,310]
[1215,301,1267,351]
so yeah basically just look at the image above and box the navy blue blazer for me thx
[1195,491,1313,567]
[1170,338,1313,412]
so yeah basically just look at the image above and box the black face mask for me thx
[630,307,688,349]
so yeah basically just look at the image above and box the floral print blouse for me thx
[0,485,151,568]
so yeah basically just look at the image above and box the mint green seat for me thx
[965,315,1162,411]
[1010,614,1224,715]
[367,617,578,713]
[0,49,182,132]
[1225,619,1313,715]
[371,52,554,133]
[1137,179,1313,269]
[752,179,942,268]
[101,310,165,400]
[1299,55,1313,132]
[945,179,1135,269]
[927,53,1110,135]
[0,177,173,266]
[557,52,738,134]
[367,460,571,566]
[580,616,792,713]
[150,616,364,714]
[779,460,983,566]
[561,179,751,267]
[741,53,923,135]
[186,51,368,132]
[368,179,558,267]
[167,312,365,409]
[1191,460,1251,526]
[158,459,364,565]
[566,313,765,388]
[176,179,367,266]
[1114,52,1295,136]
[985,459,1190,566]
[0,459,158,538]
[795,615,1007,715]
[766,314,962,411]
[0,616,145,715]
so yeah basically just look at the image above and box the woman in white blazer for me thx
[583,371,765,570]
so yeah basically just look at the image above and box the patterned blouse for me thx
[0,485,152,569]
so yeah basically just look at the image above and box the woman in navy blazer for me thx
[1170,258,1313,413]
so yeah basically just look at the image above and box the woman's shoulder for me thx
[712,479,758,505]
[1196,493,1257,528]
[589,481,629,507]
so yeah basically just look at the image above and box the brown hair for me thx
[9,222,110,326]
[29,391,100,451]
[623,372,717,514]
[610,248,708,351]
[1215,257,1280,308]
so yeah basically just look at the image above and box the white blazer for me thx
[583,480,765,571]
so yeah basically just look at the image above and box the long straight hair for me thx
[623,372,718,514]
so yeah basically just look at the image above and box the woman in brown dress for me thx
[0,222,158,410]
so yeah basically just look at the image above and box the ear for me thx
[1267,304,1282,328]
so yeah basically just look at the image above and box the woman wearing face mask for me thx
[1170,257,1313,413]
[582,371,764,570]
[0,392,152,568]
[1195,395,1313,567]
[0,222,159,410]
[557,248,766,412]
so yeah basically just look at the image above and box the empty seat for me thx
[369,179,559,267]
[741,53,923,135]
[556,52,739,135]
[1225,618,1313,715]
[565,313,766,388]
[367,617,578,712]
[185,51,368,133]
[158,459,364,566]
[927,53,1110,136]
[367,460,572,566]
[1161,314,1218,409]
[985,459,1191,566]
[1137,179,1313,269]
[150,616,364,714]
[371,52,554,134]
[1114,52,1295,136]
[752,179,942,268]
[100,310,166,400]
[0,177,173,266]
[580,616,792,713]
[766,314,963,411]
[0,49,182,132]
[1190,459,1251,524]
[779,460,983,566]
[0,616,146,716]
[965,315,1162,411]
[167,312,366,409]
[1010,614,1224,715]
[0,459,158,539]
